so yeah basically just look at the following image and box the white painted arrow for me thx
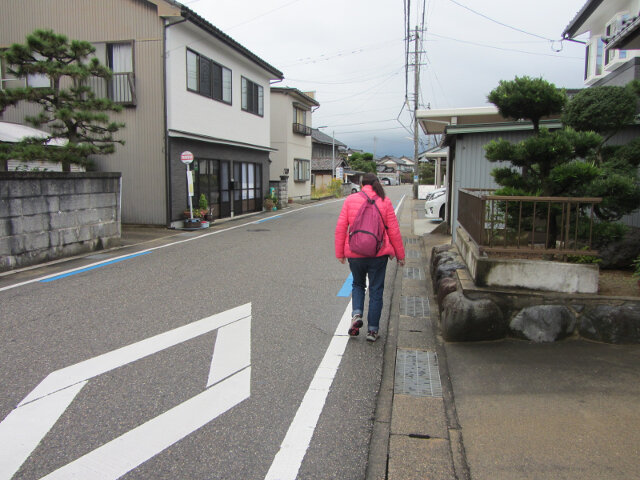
[0,304,252,480]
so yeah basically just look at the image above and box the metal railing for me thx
[292,123,311,136]
[84,72,136,105]
[458,188,603,258]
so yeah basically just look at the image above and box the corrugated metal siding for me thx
[452,131,528,237]
[1,0,167,225]
[452,127,640,234]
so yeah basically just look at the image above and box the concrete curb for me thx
[368,196,469,480]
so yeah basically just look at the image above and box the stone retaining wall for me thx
[430,243,640,344]
[1,172,122,271]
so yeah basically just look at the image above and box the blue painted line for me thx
[256,215,282,223]
[40,251,151,282]
[337,273,352,297]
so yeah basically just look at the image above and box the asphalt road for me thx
[0,186,410,480]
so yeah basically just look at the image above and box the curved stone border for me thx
[430,244,640,344]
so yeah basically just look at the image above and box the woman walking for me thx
[334,173,405,342]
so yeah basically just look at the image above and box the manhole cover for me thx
[246,228,270,232]
[395,349,442,397]
[400,296,429,317]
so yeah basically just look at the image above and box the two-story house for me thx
[310,128,347,188]
[270,88,319,202]
[563,0,640,86]
[0,0,283,226]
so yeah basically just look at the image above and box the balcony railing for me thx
[457,188,602,258]
[84,72,136,106]
[292,123,311,136]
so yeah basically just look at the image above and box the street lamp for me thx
[317,126,335,180]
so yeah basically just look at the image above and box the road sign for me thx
[180,151,194,164]
[0,304,252,479]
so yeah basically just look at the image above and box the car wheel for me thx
[351,188,358,194]
[382,178,390,185]
[439,204,446,220]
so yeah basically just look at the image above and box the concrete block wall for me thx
[0,172,122,271]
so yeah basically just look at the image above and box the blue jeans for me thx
[348,256,389,332]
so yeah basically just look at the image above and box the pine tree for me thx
[0,29,124,171]
[485,77,640,248]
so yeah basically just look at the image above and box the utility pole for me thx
[412,26,420,199]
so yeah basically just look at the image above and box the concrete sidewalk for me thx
[370,197,640,480]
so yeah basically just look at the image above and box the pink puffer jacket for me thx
[335,185,405,260]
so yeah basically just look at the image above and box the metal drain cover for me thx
[403,267,424,280]
[395,349,442,398]
[400,296,430,317]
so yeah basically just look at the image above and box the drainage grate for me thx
[395,349,442,398]
[404,237,419,245]
[403,267,424,280]
[406,249,421,259]
[400,296,430,317]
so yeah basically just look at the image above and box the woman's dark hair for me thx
[361,172,386,199]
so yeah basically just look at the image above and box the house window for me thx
[241,76,263,116]
[293,159,310,182]
[0,51,52,89]
[0,54,24,90]
[186,49,232,104]
[88,42,136,105]
[585,37,605,79]
[292,106,311,135]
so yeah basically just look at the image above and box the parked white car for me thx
[348,182,361,194]
[380,176,397,186]
[424,187,446,220]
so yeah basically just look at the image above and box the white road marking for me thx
[0,304,252,479]
[41,367,251,480]
[0,382,86,480]
[208,316,251,387]
[264,303,353,480]
[264,195,405,480]
[20,304,250,406]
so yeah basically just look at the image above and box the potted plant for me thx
[199,194,214,222]
[264,196,274,211]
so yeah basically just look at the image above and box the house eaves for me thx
[168,129,277,152]
[417,106,501,135]
[178,4,284,80]
[561,0,629,39]
[271,87,320,109]
[442,119,563,146]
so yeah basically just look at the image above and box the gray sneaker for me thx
[366,330,378,342]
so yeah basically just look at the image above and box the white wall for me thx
[165,22,272,148]
[269,91,313,199]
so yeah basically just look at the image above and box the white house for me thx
[270,87,319,201]
[563,0,640,86]
[0,0,283,226]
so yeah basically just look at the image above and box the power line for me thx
[427,31,582,59]
[447,0,553,42]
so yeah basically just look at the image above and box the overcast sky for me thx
[184,0,589,158]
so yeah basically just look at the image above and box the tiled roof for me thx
[311,129,347,147]
[312,157,347,170]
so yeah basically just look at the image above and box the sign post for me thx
[180,151,195,219]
